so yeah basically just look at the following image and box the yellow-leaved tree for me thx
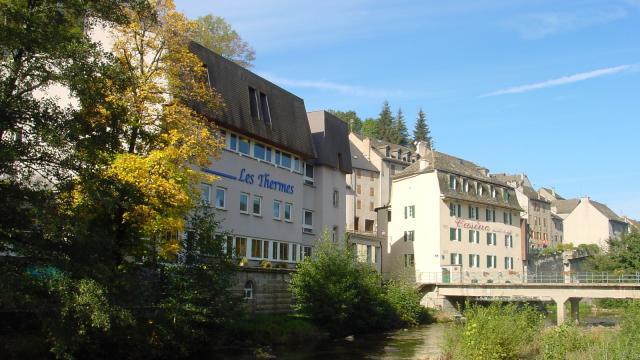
[86,0,224,259]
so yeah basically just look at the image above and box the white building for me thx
[191,43,352,268]
[386,143,524,283]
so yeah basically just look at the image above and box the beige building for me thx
[345,134,419,271]
[623,216,640,233]
[386,143,523,283]
[491,174,559,249]
[554,197,628,249]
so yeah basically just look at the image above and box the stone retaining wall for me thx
[231,267,295,314]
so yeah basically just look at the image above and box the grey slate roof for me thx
[590,200,625,223]
[306,111,352,174]
[522,186,551,204]
[189,42,316,159]
[540,187,565,201]
[553,199,580,214]
[395,150,522,211]
[353,133,416,163]
[349,141,379,172]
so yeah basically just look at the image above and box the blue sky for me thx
[176,0,640,219]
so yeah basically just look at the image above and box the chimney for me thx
[416,141,429,157]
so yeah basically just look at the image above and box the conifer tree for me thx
[392,108,409,146]
[376,100,395,142]
[413,108,433,149]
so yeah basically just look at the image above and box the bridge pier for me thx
[554,297,581,325]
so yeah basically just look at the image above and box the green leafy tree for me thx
[361,117,379,138]
[413,108,433,149]
[376,100,395,142]
[192,14,256,68]
[586,231,640,272]
[289,233,395,334]
[391,108,409,146]
[328,109,362,133]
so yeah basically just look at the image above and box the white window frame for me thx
[487,232,497,246]
[449,174,457,190]
[201,183,211,205]
[303,209,313,233]
[273,200,282,220]
[469,254,480,268]
[450,253,463,265]
[284,202,293,222]
[252,195,262,216]
[239,192,249,214]
[304,163,314,185]
[215,187,226,210]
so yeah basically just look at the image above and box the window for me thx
[281,153,291,169]
[248,87,259,119]
[508,212,513,225]
[238,136,250,155]
[468,206,479,220]
[504,190,510,202]
[235,237,247,257]
[404,254,415,267]
[404,230,415,242]
[243,281,253,300]
[229,133,237,151]
[503,212,509,224]
[450,203,461,217]
[370,172,375,181]
[333,190,339,208]
[477,184,484,196]
[201,183,211,204]
[505,235,513,248]
[463,178,469,192]
[273,200,282,220]
[251,239,263,258]
[486,208,496,222]
[239,193,249,213]
[263,240,270,259]
[354,216,359,231]
[450,253,463,265]
[449,174,457,189]
[266,147,272,162]
[491,186,496,198]
[366,245,372,263]
[284,203,292,222]
[405,205,415,218]
[293,156,301,173]
[369,187,374,196]
[304,163,314,185]
[469,254,480,268]
[356,184,361,194]
[487,233,497,246]
[215,187,226,209]
[252,195,262,216]
[356,200,361,209]
[486,255,497,269]
[302,246,312,259]
[504,257,514,270]
[365,219,374,232]
[275,150,281,166]
[253,143,266,160]
[303,210,313,233]
[356,169,362,178]
[292,244,298,261]
[259,92,271,126]
[272,242,278,260]
[369,202,374,211]
[450,227,462,241]
[332,226,338,242]
[469,230,480,244]
[279,242,289,261]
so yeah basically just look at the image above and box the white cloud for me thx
[506,7,628,39]
[481,64,637,97]
[261,73,417,98]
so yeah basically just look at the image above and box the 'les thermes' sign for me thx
[238,168,294,194]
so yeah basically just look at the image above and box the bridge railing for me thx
[413,271,640,285]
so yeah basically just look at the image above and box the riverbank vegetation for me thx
[289,236,432,335]
[442,301,640,359]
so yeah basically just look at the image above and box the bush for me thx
[539,324,588,360]
[289,234,396,334]
[443,302,543,360]
[383,280,431,326]
[259,260,272,269]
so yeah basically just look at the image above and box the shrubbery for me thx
[443,302,543,360]
[289,235,430,335]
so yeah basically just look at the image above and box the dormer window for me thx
[248,87,259,119]
[463,178,469,192]
[259,92,271,126]
[504,189,510,201]
[491,186,497,198]
[449,174,457,190]
[248,87,272,126]
[478,184,484,196]
[385,146,391,157]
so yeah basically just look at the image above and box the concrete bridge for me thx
[415,272,640,324]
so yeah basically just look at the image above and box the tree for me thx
[413,108,433,149]
[376,100,395,142]
[289,233,395,334]
[587,231,640,272]
[328,109,362,133]
[392,107,409,146]
[361,117,379,138]
[192,14,255,68]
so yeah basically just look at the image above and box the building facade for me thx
[558,197,628,249]
[491,174,558,249]
[386,143,524,283]
[191,43,351,268]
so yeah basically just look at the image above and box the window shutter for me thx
[458,228,462,242]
